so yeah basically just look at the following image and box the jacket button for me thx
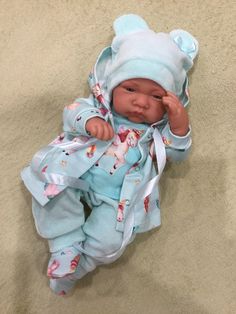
[126,200,130,206]
[135,167,140,171]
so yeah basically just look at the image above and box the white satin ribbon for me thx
[37,172,90,191]
[31,137,96,171]
[31,138,96,191]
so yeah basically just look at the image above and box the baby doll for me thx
[21,14,198,295]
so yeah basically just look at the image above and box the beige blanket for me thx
[1,1,235,313]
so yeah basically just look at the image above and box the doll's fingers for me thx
[87,119,113,140]
[163,92,180,105]
[101,125,109,140]
[162,99,177,108]
[98,123,113,141]
[162,102,182,118]
[162,98,173,111]
[166,91,180,101]
[97,125,106,140]
[102,123,114,141]
[107,124,115,139]
[91,124,99,138]
[90,124,101,139]
[162,96,181,111]
[162,94,176,103]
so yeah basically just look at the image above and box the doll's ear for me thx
[113,14,149,36]
[170,29,199,60]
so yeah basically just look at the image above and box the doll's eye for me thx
[152,95,162,100]
[125,87,136,92]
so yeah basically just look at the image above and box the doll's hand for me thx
[86,117,114,140]
[162,92,189,136]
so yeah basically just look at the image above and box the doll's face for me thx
[112,78,166,124]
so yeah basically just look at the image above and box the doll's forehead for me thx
[119,78,166,93]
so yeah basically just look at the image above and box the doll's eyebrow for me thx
[120,81,138,87]
[152,90,166,97]
[120,81,166,96]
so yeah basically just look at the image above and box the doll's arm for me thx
[162,92,189,136]
[63,95,106,137]
[161,124,191,162]
[160,92,191,161]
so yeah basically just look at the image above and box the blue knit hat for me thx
[105,14,198,100]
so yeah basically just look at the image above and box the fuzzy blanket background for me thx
[1,1,235,313]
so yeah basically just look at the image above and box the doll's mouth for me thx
[127,112,145,122]
[128,111,144,118]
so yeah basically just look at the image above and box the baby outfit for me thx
[21,14,198,294]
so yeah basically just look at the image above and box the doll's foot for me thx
[50,276,77,296]
[47,246,81,279]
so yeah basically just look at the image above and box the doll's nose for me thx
[134,94,149,108]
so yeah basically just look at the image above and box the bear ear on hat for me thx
[113,14,149,36]
[170,29,199,61]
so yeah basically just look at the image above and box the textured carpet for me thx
[1,1,236,313]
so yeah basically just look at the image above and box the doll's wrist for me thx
[170,126,190,136]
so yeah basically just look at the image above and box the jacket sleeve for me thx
[160,122,192,162]
[63,95,106,136]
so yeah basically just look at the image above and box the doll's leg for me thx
[50,195,126,295]
[32,187,86,278]
[78,197,124,275]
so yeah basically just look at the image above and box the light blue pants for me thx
[32,187,126,278]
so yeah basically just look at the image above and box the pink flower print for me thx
[86,145,96,158]
[44,184,61,197]
[72,135,89,143]
[92,83,101,97]
[58,291,66,296]
[100,107,108,116]
[127,162,139,174]
[70,255,80,272]
[51,133,65,145]
[60,160,67,167]
[66,102,80,110]
[92,83,105,104]
[144,196,150,213]
[117,200,126,222]
[41,165,48,173]
[162,136,172,146]
[97,95,105,105]
[47,259,60,278]
[71,127,77,133]
[67,102,80,110]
